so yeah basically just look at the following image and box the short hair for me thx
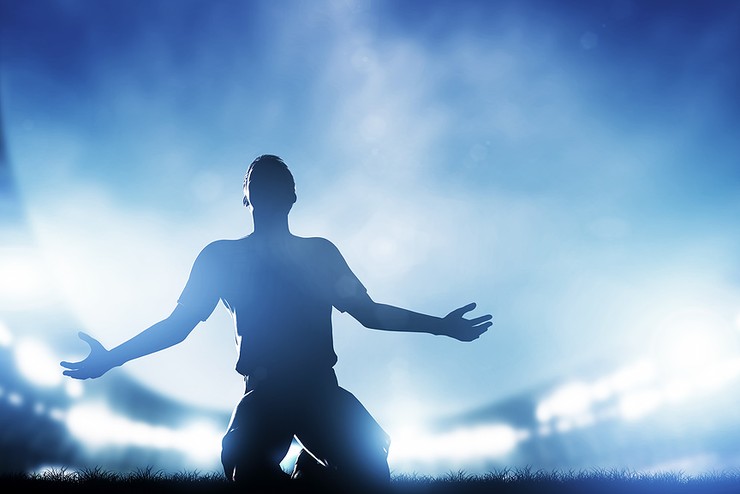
[243,154,295,207]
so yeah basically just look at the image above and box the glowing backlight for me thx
[65,403,223,463]
[15,338,64,387]
[389,423,523,463]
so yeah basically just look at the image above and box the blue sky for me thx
[2,0,740,474]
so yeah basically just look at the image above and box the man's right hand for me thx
[60,331,116,379]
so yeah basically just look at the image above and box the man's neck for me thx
[251,213,291,238]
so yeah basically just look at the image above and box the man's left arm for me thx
[344,292,492,342]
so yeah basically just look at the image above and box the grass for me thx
[390,467,740,493]
[1,466,740,493]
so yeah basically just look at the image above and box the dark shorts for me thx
[221,368,390,487]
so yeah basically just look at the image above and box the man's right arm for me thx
[61,241,222,380]
[60,303,202,380]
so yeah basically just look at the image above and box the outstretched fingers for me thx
[61,332,97,367]
[449,303,493,327]
[441,302,494,341]
[77,331,104,350]
[59,331,109,379]
[60,363,97,379]
[467,320,493,339]
[59,360,82,370]
[468,314,493,326]
[451,302,478,318]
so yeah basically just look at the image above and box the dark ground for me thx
[2,468,740,494]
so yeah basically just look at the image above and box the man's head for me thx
[243,154,296,213]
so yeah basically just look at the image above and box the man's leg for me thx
[295,386,391,492]
[221,389,294,486]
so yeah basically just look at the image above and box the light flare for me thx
[65,403,223,463]
[388,423,523,463]
[653,307,734,374]
[0,248,55,309]
[14,338,64,387]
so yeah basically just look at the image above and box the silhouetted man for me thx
[61,154,492,491]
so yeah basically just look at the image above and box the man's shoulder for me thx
[294,235,340,254]
[197,237,250,260]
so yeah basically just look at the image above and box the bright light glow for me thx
[605,361,656,393]
[65,403,223,463]
[280,442,303,473]
[654,308,732,374]
[389,424,522,463]
[14,338,64,387]
[665,330,718,369]
[613,356,740,422]
[65,379,84,399]
[178,421,223,462]
[536,361,657,425]
[30,465,77,477]
[536,382,592,422]
[662,380,691,403]
[618,390,662,420]
[0,248,53,309]
[693,357,740,391]
[665,357,740,401]
[8,392,23,406]
[0,320,13,346]
[29,196,243,411]
[535,353,740,429]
